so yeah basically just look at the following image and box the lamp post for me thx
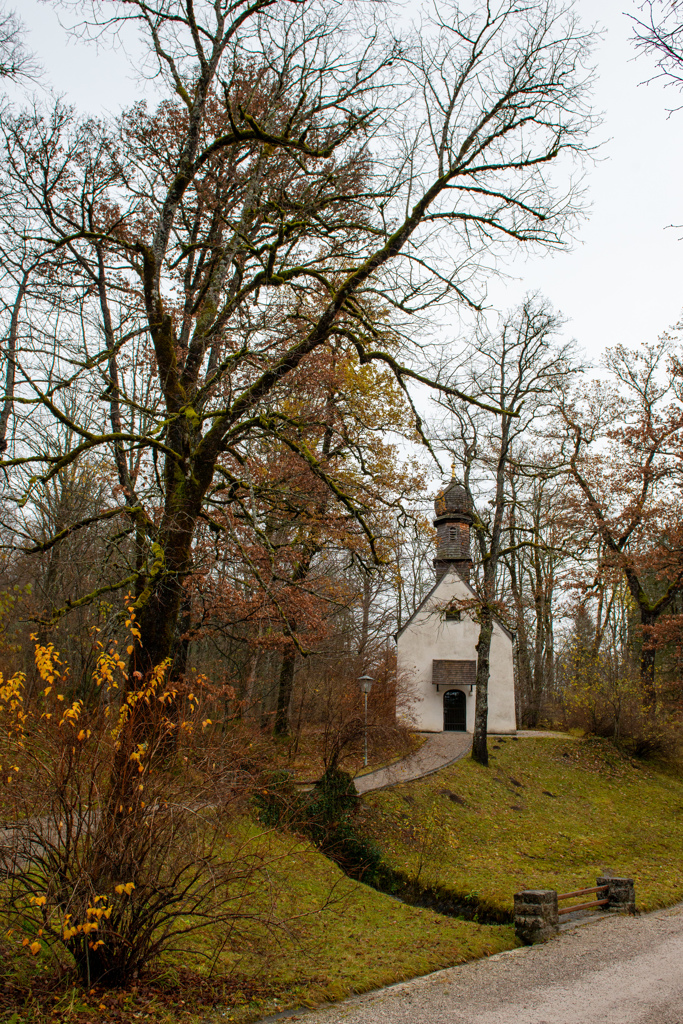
[358,675,374,768]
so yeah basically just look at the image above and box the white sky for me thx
[12,0,683,367]
[487,0,683,369]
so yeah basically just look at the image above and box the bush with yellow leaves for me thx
[0,601,274,986]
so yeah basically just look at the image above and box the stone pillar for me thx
[513,889,559,944]
[597,877,636,914]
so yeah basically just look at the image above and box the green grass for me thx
[207,831,514,1018]
[358,736,683,915]
[7,735,682,1022]
[1,828,514,1024]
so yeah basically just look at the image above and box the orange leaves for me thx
[90,600,142,692]
[0,668,27,782]
[33,637,68,690]
[110,656,173,746]
[92,646,126,690]
[128,742,148,774]
[61,897,114,944]
[58,698,83,729]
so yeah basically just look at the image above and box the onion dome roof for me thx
[434,479,472,519]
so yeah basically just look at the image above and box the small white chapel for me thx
[396,478,517,734]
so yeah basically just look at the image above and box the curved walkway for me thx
[354,730,576,795]
[354,732,472,794]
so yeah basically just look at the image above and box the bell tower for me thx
[433,474,473,583]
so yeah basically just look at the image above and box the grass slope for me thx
[212,834,514,1017]
[358,736,683,915]
[1,830,513,1024]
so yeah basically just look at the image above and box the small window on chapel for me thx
[445,608,461,621]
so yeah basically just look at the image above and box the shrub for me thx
[0,613,275,986]
[253,769,305,827]
[303,768,382,884]
[253,765,382,884]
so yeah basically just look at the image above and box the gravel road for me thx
[270,905,683,1024]
[354,732,471,794]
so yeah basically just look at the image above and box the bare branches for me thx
[629,1,683,100]
[0,4,40,84]
[0,0,599,689]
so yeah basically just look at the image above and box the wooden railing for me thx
[557,883,609,916]
[514,876,635,944]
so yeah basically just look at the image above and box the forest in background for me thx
[0,0,683,999]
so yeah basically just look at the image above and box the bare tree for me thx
[630,1,683,99]
[439,297,578,765]
[0,0,597,769]
[0,4,39,84]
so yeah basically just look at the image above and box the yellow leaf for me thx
[29,941,41,955]
[127,645,134,655]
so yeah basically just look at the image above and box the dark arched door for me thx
[443,689,466,732]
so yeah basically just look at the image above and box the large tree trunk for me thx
[274,650,296,737]
[510,577,534,726]
[109,465,206,800]
[472,608,493,766]
[639,606,657,705]
[131,437,212,674]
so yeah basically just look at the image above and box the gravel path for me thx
[270,905,683,1024]
[354,732,472,794]
[353,729,574,794]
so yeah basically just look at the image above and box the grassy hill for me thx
[358,736,683,915]
[1,828,514,1024]
[5,735,683,1023]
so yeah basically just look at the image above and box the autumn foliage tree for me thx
[558,341,683,701]
[173,342,424,735]
[0,0,598,797]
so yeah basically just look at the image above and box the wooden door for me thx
[443,688,467,731]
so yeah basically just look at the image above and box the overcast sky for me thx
[12,0,683,368]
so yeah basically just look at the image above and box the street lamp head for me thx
[358,674,374,694]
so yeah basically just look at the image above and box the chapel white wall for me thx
[397,569,517,734]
